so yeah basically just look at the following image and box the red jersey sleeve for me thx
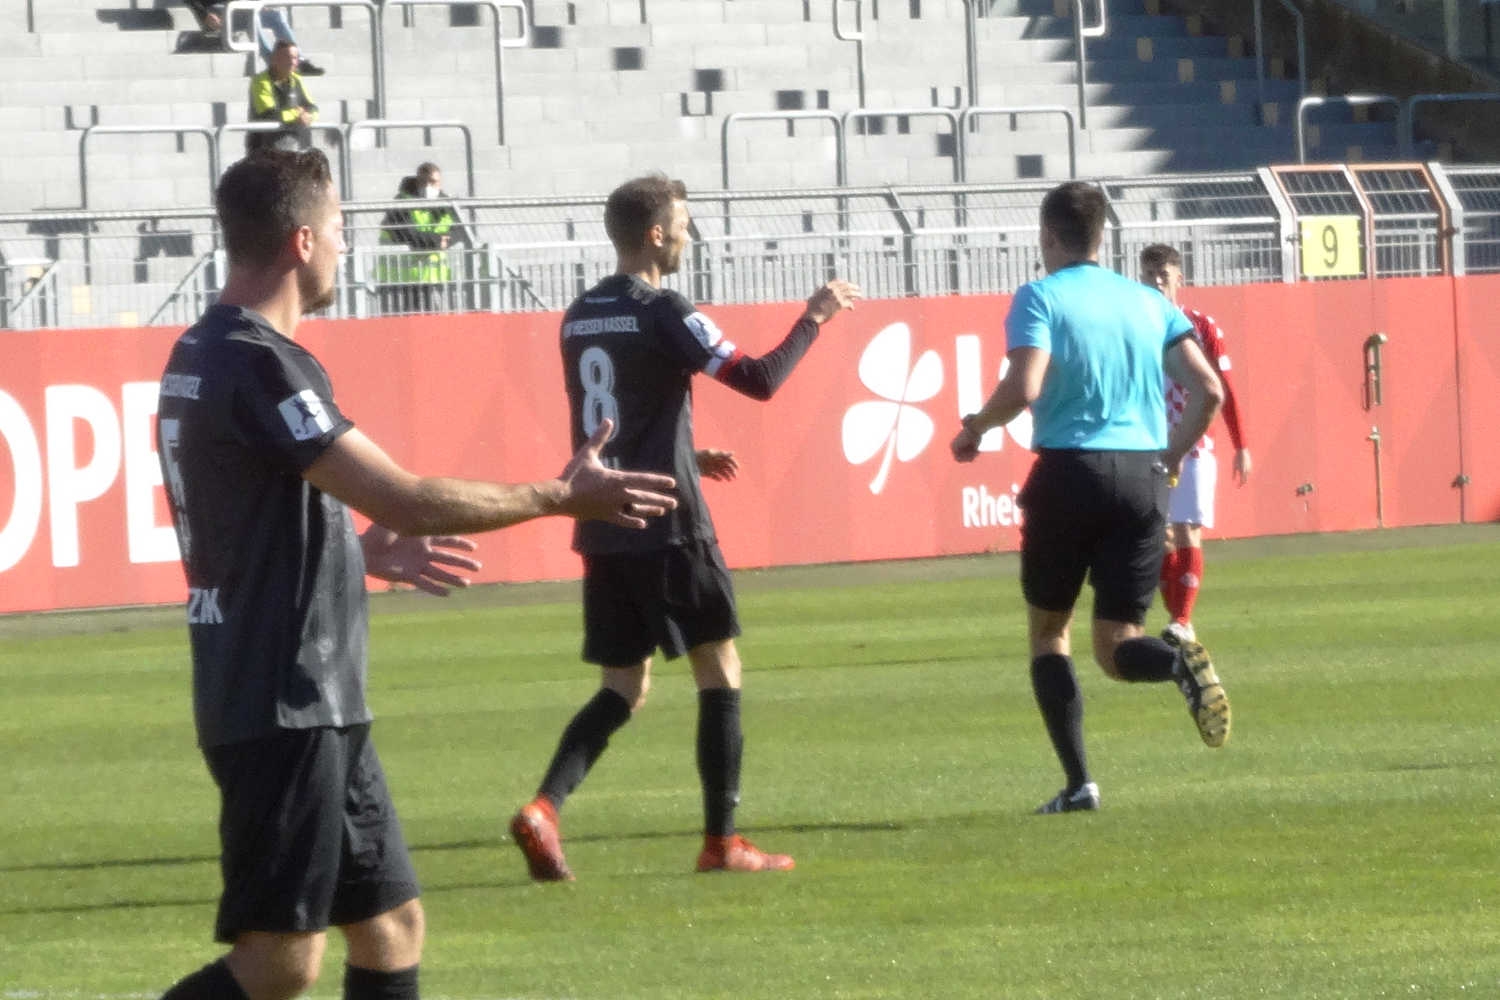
[1189,310,1246,451]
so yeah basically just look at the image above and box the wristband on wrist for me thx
[961,413,982,436]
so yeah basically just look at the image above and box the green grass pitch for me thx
[2,525,1498,999]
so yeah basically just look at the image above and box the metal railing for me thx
[1399,92,1500,156]
[380,0,529,144]
[721,111,847,190]
[7,167,1500,330]
[959,106,1078,181]
[2,259,60,329]
[79,125,221,211]
[146,250,224,327]
[844,108,962,184]
[1295,94,1400,163]
[345,120,475,197]
[216,121,347,182]
[832,0,867,108]
[723,107,1079,192]
[1072,0,1108,131]
[1254,0,1309,120]
[958,0,982,107]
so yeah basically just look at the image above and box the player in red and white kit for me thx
[1139,244,1251,645]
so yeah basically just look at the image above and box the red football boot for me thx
[510,797,575,882]
[695,834,795,873]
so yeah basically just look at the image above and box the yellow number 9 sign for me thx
[1299,215,1363,279]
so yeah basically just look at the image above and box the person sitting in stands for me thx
[246,40,318,154]
[183,1,326,74]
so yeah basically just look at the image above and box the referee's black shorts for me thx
[203,723,419,943]
[1017,448,1169,625]
[581,539,742,667]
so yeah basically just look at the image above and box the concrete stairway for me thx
[0,0,1410,215]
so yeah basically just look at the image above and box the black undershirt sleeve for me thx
[715,316,820,401]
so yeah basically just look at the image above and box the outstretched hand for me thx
[559,418,679,528]
[696,448,739,482]
[361,525,481,596]
[804,279,862,325]
[1233,448,1253,486]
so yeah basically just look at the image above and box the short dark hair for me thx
[1040,181,1107,256]
[416,161,440,183]
[1140,243,1182,273]
[216,149,334,267]
[604,174,687,253]
[272,38,296,54]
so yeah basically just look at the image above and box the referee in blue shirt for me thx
[950,181,1230,814]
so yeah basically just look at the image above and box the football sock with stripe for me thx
[537,688,633,809]
[1113,636,1178,683]
[697,688,744,837]
[159,959,249,1000]
[1030,654,1089,791]
[1175,546,1204,623]
[344,964,419,1000]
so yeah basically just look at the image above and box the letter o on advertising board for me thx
[0,390,44,573]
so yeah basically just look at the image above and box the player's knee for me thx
[610,676,649,711]
[374,899,425,956]
[386,898,425,954]
[268,961,321,1000]
[604,667,650,711]
[346,899,425,971]
[1092,636,1127,679]
[227,939,323,999]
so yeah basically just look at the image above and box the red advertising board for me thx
[0,278,1494,614]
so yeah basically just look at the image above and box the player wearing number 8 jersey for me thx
[510,174,860,879]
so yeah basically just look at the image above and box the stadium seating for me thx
[0,0,1419,214]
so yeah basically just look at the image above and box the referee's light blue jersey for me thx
[1005,261,1194,451]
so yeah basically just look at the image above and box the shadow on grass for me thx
[753,652,989,672]
[0,819,916,913]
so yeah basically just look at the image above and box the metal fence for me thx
[4,166,1499,330]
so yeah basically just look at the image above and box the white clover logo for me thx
[841,322,943,494]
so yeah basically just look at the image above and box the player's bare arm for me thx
[305,418,678,536]
[695,449,740,482]
[951,346,1049,463]
[1162,337,1224,473]
[361,526,481,596]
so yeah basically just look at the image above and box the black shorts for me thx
[581,540,742,666]
[203,723,419,943]
[1017,448,1168,625]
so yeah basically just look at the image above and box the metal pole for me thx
[1073,0,1088,130]
[963,0,979,107]
[1253,0,1266,120]
[1369,425,1384,528]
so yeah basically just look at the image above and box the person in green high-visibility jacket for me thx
[376,163,464,314]
[246,40,317,154]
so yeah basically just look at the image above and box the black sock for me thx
[344,964,419,1000]
[1113,636,1178,683]
[1030,654,1089,790]
[697,688,743,837]
[160,959,249,1000]
[537,688,632,808]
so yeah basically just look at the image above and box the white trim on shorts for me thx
[1167,450,1217,528]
